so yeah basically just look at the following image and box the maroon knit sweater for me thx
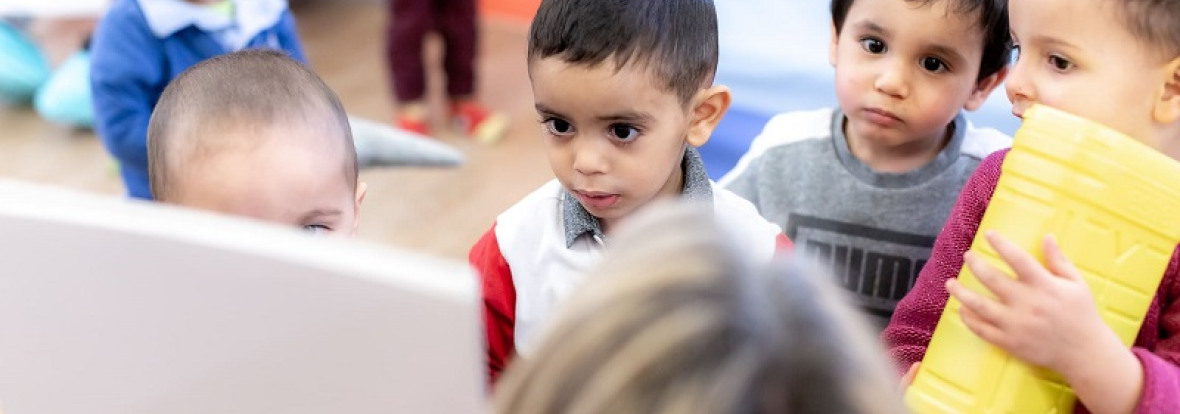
[883,149,1180,413]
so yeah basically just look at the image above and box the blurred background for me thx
[0,0,1019,261]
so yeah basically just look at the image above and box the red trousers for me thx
[386,0,478,102]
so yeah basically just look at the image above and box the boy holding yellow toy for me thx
[885,0,1180,412]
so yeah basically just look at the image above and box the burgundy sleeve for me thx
[1130,249,1180,413]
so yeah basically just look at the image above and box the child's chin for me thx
[585,204,629,224]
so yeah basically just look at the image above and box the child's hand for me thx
[900,362,920,390]
[946,232,1116,377]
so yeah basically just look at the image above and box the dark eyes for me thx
[921,57,948,73]
[861,38,948,73]
[543,118,574,135]
[1048,55,1074,71]
[1010,43,1075,72]
[860,38,886,54]
[542,118,640,143]
[610,124,639,141]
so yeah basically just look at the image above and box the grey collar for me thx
[830,109,967,188]
[562,147,713,247]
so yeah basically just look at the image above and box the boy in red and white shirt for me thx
[468,0,791,384]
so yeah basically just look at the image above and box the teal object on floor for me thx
[35,50,94,128]
[0,21,50,103]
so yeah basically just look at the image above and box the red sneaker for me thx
[395,114,431,136]
[452,101,508,144]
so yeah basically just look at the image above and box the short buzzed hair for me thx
[147,49,355,201]
[527,0,719,106]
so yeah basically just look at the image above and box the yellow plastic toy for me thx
[905,104,1180,414]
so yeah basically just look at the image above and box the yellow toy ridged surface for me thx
[905,105,1180,414]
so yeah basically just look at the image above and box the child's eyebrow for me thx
[853,21,888,36]
[924,44,966,65]
[1030,34,1078,52]
[535,103,564,118]
[534,104,653,124]
[299,209,343,222]
[597,111,654,124]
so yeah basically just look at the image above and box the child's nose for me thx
[874,61,909,98]
[1005,58,1034,108]
[573,139,609,176]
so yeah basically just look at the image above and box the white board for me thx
[0,0,108,17]
[0,180,484,414]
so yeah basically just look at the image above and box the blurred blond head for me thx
[493,201,906,414]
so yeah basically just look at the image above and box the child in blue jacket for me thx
[90,0,303,199]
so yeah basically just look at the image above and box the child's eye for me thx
[302,224,331,235]
[609,124,640,142]
[1048,54,1074,71]
[542,118,575,136]
[1009,44,1021,64]
[920,57,948,73]
[859,37,886,54]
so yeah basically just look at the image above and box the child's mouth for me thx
[863,108,902,126]
[574,190,620,210]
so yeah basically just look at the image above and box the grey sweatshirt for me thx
[720,108,1011,328]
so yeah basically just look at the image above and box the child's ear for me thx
[686,85,732,148]
[963,66,1008,111]
[351,181,368,235]
[829,22,839,67]
[1152,57,1180,124]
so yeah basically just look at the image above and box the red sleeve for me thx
[882,149,1008,374]
[468,223,515,386]
[1131,249,1180,413]
[775,233,794,252]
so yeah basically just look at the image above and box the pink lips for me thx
[1011,102,1029,119]
[863,108,902,126]
[574,190,620,210]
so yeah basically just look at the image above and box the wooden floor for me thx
[0,0,550,261]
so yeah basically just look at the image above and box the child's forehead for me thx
[531,63,688,120]
[181,125,353,187]
[1011,0,1149,53]
[180,117,350,166]
[530,56,682,102]
[530,54,660,80]
[843,0,989,55]
[846,0,983,31]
